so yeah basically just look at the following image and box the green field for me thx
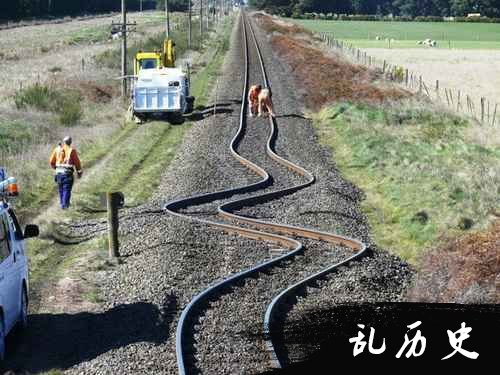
[292,19,500,49]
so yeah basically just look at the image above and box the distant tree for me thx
[157,0,192,12]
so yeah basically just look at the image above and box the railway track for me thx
[164,11,368,374]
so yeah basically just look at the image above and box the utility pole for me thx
[165,0,170,38]
[206,0,210,30]
[188,0,192,49]
[121,0,127,97]
[200,0,203,44]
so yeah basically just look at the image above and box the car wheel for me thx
[0,317,5,361]
[19,287,28,329]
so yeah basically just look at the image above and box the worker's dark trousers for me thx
[56,173,74,209]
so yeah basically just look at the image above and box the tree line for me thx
[0,1,232,22]
[0,0,162,21]
[248,0,500,18]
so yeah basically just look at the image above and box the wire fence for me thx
[319,32,498,127]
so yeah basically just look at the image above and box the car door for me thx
[0,213,18,332]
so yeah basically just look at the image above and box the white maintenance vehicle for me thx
[0,168,39,360]
[131,39,195,123]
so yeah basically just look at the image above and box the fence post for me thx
[419,76,422,94]
[382,60,386,73]
[107,192,124,258]
[423,82,431,97]
[481,97,485,123]
[492,104,497,126]
[487,100,490,124]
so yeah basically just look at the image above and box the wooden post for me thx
[107,192,120,258]
[419,76,422,94]
[471,99,476,119]
[382,60,386,73]
[423,82,431,97]
[457,90,461,112]
[81,58,85,72]
[405,69,409,87]
[481,97,485,123]
[487,100,490,124]
[492,104,497,126]
[445,89,450,106]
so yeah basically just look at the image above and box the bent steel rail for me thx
[165,11,367,375]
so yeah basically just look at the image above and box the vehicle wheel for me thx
[186,96,195,114]
[19,287,28,330]
[169,112,184,125]
[0,317,5,361]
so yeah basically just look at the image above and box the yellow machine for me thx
[132,38,194,122]
[134,39,176,75]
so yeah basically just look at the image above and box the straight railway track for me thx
[164,11,368,374]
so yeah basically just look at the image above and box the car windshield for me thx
[141,59,157,70]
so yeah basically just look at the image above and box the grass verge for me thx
[313,102,500,264]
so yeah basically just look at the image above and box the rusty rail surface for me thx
[165,11,368,375]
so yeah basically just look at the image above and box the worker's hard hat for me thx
[63,136,72,145]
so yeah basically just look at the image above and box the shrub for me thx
[14,84,57,111]
[14,84,83,126]
[57,95,83,126]
[394,66,405,82]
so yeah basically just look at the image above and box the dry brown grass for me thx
[65,80,118,103]
[254,14,409,110]
[407,220,499,304]
[254,13,314,37]
[271,35,409,109]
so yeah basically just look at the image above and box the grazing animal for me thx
[111,31,122,40]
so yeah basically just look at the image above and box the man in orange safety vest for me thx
[49,136,82,209]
